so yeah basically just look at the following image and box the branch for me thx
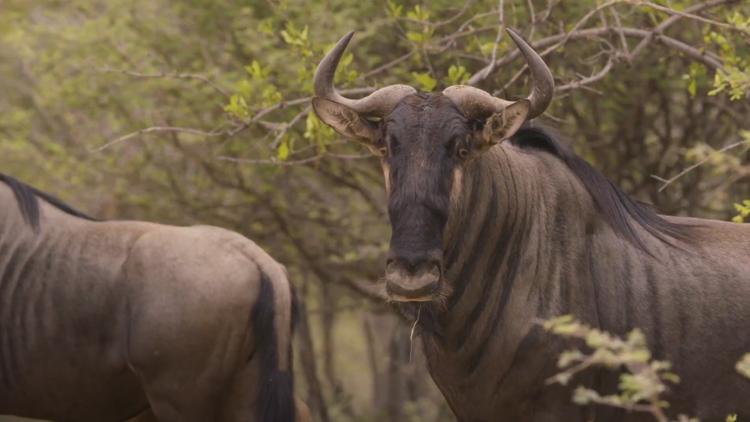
[630,0,739,60]
[467,25,726,86]
[93,126,224,152]
[556,57,615,93]
[250,87,374,122]
[632,0,740,31]
[525,0,537,39]
[270,105,310,148]
[609,8,631,62]
[432,0,476,28]
[474,0,505,84]
[467,0,736,85]
[217,155,323,166]
[97,67,230,98]
[100,87,375,150]
[216,151,371,167]
[360,51,416,80]
[653,138,750,192]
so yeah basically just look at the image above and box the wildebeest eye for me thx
[446,136,460,153]
[387,135,400,154]
[453,135,470,159]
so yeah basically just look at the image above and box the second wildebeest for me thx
[0,174,308,422]
[312,30,750,421]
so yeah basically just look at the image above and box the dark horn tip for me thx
[315,31,357,97]
[505,28,525,45]
[338,31,356,49]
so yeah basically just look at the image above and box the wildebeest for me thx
[312,30,750,421]
[0,174,305,422]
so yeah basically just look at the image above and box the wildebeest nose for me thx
[385,258,441,301]
[387,249,442,274]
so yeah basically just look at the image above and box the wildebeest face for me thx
[380,95,472,301]
[314,93,530,301]
[311,30,552,302]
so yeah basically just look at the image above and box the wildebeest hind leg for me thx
[137,358,266,421]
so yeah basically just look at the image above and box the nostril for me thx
[418,259,442,276]
[386,254,443,276]
[428,263,441,278]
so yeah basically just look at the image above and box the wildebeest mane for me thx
[0,173,96,229]
[509,126,693,249]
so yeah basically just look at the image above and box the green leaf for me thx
[259,18,274,36]
[687,78,697,97]
[406,5,430,21]
[277,139,290,161]
[224,94,250,119]
[447,64,469,85]
[386,0,403,17]
[406,31,424,43]
[411,72,437,91]
[245,60,269,80]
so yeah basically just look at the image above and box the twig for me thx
[609,8,631,62]
[525,0,537,39]
[495,65,528,96]
[556,57,615,93]
[655,138,750,192]
[360,51,416,80]
[630,0,737,60]
[475,0,505,84]
[93,126,224,152]
[398,0,474,28]
[433,0,476,28]
[467,0,735,84]
[325,152,372,160]
[468,24,726,86]
[270,105,310,148]
[251,87,374,122]
[217,155,323,166]
[100,87,373,151]
[457,10,500,34]
[97,67,230,98]
[631,0,739,31]
[217,151,372,167]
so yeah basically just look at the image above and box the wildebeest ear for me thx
[312,97,379,144]
[482,99,530,144]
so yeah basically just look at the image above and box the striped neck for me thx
[441,145,542,337]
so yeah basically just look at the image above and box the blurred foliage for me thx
[0,1,748,420]
[544,316,746,422]
[738,354,750,379]
[733,199,750,222]
[544,315,686,421]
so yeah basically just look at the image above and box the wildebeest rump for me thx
[0,174,304,422]
[312,30,750,421]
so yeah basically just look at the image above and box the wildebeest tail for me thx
[252,269,297,422]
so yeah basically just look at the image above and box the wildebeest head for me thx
[312,30,554,302]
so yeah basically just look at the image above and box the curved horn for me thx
[314,32,416,116]
[443,28,554,119]
[442,85,514,119]
[507,28,554,118]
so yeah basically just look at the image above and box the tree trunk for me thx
[296,278,330,422]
